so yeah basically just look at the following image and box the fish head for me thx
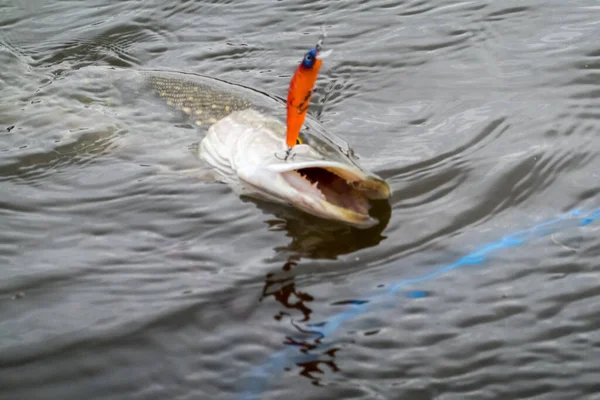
[199,109,391,228]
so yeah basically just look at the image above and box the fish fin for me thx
[154,143,220,183]
[152,161,218,183]
[181,167,218,183]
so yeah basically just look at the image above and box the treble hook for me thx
[316,27,327,52]
[275,147,296,161]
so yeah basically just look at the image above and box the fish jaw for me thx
[237,160,391,229]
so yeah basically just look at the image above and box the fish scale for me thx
[146,74,253,127]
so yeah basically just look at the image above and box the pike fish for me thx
[56,63,388,228]
[140,68,391,228]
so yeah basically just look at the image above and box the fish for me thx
[142,69,390,228]
[285,31,332,150]
[39,66,391,228]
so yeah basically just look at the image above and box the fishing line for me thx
[238,206,600,400]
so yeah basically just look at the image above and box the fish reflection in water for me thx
[254,197,391,385]
[262,259,341,386]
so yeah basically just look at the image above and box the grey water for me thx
[1,0,600,399]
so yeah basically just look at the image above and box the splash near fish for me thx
[283,29,332,158]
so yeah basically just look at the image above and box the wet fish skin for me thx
[146,74,254,128]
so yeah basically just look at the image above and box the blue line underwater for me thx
[238,206,600,399]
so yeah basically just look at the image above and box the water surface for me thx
[1,1,600,399]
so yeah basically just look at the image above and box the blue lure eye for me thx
[301,48,318,68]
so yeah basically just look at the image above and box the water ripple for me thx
[2,1,600,400]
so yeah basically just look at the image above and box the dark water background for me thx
[2,0,600,399]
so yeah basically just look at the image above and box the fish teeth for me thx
[311,181,325,200]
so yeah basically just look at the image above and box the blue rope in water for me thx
[239,207,600,399]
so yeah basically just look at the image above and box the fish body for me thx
[81,67,390,227]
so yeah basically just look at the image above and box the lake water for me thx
[1,1,600,399]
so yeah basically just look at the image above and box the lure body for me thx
[285,31,331,150]
[285,47,323,148]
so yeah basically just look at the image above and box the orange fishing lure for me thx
[285,32,331,150]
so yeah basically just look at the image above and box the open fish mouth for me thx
[279,165,390,228]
